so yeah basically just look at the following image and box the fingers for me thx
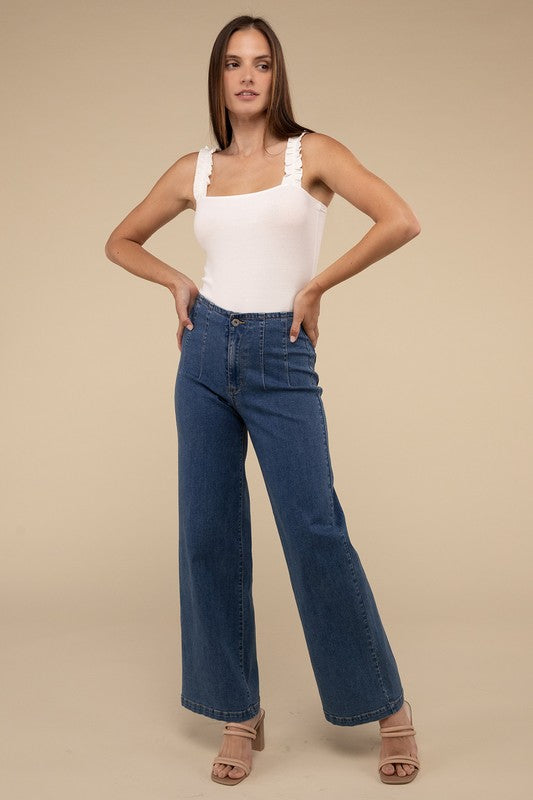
[174,286,199,351]
[289,319,319,348]
[177,303,194,331]
[176,307,194,352]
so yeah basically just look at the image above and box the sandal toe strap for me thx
[379,754,420,769]
[212,756,251,775]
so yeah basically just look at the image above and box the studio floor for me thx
[2,614,528,799]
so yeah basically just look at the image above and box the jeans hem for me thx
[181,694,261,722]
[323,689,405,726]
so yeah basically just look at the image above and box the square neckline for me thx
[202,182,327,211]
[199,135,327,211]
[204,137,292,200]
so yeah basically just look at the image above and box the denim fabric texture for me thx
[174,292,404,725]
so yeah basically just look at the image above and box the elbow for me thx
[406,219,421,240]
[378,212,421,242]
[401,214,421,241]
[104,236,119,263]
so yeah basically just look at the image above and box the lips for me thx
[236,91,258,96]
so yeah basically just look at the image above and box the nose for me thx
[240,66,254,84]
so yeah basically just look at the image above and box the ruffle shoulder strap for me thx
[282,130,308,187]
[193,145,217,201]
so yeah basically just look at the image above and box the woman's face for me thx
[223,28,272,118]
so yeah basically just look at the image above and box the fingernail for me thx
[290,335,296,342]
[187,323,193,330]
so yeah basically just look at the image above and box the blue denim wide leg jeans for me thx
[174,293,405,726]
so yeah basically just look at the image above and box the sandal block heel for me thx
[211,708,266,786]
[251,712,265,751]
[378,700,420,784]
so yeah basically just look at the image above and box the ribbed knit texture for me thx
[192,131,327,312]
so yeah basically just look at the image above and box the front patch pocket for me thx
[178,303,205,379]
[286,321,319,388]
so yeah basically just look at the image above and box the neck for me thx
[226,120,284,157]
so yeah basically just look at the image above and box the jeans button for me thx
[231,318,241,326]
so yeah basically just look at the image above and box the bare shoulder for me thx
[301,131,364,179]
[300,132,366,205]
[301,131,420,228]
[160,149,201,209]
[299,132,344,206]
[302,131,347,154]
[105,149,202,248]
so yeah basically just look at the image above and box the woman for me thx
[105,15,421,787]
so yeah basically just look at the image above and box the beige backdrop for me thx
[2,0,531,797]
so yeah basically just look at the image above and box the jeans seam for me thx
[260,320,266,390]
[283,317,291,386]
[315,390,391,705]
[340,531,391,704]
[304,334,315,371]
[238,330,248,395]
[238,424,252,703]
[224,319,230,397]
[199,307,213,380]
[314,391,335,525]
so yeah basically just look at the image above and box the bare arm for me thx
[104,151,200,347]
[307,133,421,295]
[290,133,421,346]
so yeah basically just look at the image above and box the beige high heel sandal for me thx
[211,708,266,786]
[378,700,420,784]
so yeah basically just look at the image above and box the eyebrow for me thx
[225,54,272,59]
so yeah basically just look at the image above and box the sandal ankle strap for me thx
[379,724,416,738]
[223,722,257,739]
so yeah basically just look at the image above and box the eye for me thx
[225,61,270,70]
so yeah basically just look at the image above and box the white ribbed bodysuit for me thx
[192,130,327,312]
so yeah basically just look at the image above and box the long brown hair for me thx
[207,15,315,151]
